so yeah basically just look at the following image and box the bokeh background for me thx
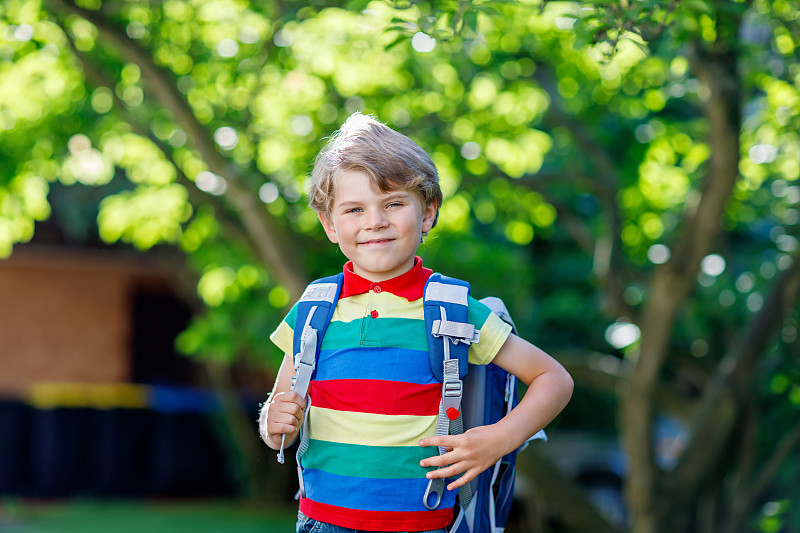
[1,1,799,532]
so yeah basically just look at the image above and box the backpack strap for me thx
[422,274,481,510]
[292,274,343,372]
[424,274,479,380]
[275,275,343,474]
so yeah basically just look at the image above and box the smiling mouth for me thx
[360,238,394,245]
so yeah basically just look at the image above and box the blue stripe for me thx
[315,347,437,384]
[302,468,456,512]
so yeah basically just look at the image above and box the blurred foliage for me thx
[3,0,800,530]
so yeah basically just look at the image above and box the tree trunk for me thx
[204,360,267,499]
[623,30,743,533]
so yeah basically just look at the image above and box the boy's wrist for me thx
[487,420,528,457]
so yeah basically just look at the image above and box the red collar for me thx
[340,257,433,301]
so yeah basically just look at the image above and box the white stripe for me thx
[299,282,338,303]
[425,281,469,305]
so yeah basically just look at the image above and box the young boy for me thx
[262,113,573,533]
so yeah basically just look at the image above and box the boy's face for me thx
[319,169,437,282]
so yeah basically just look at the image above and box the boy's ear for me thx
[318,212,339,243]
[421,200,438,233]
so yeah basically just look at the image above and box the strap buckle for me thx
[431,319,480,345]
[443,379,462,420]
[444,380,462,398]
[423,477,445,510]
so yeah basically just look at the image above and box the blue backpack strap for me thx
[422,273,481,510]
[423,273,475,380]
[286,273,343,494]
[292,273,344,375]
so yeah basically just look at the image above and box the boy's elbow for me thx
[558,365,575,403]
[565,372,575,398]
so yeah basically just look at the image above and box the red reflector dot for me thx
[446,407,459,420]
[370,310,379,318]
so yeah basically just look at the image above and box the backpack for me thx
[272,272,545,533]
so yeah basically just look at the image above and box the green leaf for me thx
[625,36,651,55]
[683,0,714,15]
[384,34,410,50]
[464,10,479,33]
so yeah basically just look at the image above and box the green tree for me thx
[2,0,800,532]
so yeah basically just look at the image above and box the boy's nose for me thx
[365,208,388,230]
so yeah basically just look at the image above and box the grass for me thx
[0,499,298,532]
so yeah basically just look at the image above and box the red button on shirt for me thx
[373,285,382,293]
[370,310,379,318]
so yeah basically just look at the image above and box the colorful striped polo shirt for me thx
[270,258,512,532]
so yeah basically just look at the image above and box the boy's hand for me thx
[418,424,509,491]
[260,391,307,450]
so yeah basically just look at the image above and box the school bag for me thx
[267,272,546,533]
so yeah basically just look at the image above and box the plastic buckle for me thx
[444,380,462,397]
[423,477,445,510]
[297,463,306,498]
[443,379,462,418]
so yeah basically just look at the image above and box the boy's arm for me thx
[419,333,573,491]
[259,352,307,451]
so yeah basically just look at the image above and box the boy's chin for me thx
[353,261,414,280]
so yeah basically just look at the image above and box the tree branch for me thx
[725,403,759,533]
[559,351,695,419]
[747,418,800,509]
[515,173,599,256]
[518,443,624,533]
[52,0,310,298]
[59,26,261,262]
[669,250,800,504]
[535,64,632,319]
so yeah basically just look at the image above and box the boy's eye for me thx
[345,207,362,214]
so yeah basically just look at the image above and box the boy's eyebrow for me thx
[379,190,415,202]
[335,190,414,207]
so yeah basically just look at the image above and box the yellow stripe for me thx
[27,383,149,410]
[468,311,512,365]
[333,293,424,323]
[270,320,294,356]
[271,293,512,364]
[308,406,437,446]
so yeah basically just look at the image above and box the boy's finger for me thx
[419,454,448,469]
[419,435,456,448]
[267,420,302,445]
[271,421,300,436]
[274,391,307,409]
[424,462,464,480]
[270,398,306,418]
[270,412,301,428]
[446,471,477,491]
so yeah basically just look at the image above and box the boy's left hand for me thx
[419,424,508,491]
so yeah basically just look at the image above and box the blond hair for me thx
[308,113,442,230]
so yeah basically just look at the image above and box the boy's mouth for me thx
[360,238,394,246]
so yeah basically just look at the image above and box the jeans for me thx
[296,512,446,533]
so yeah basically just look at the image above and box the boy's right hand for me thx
[260,391,307,450]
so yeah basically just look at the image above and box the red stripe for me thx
[310,379,441,416]
[300,498,453,531]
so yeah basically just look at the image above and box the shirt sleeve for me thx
[467,296,512,366]
[269,303,299,358]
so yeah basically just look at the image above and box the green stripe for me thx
[302,439,437,479]
[322,317,428,351]
[468,295,491,329]
[283,304,298,329]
